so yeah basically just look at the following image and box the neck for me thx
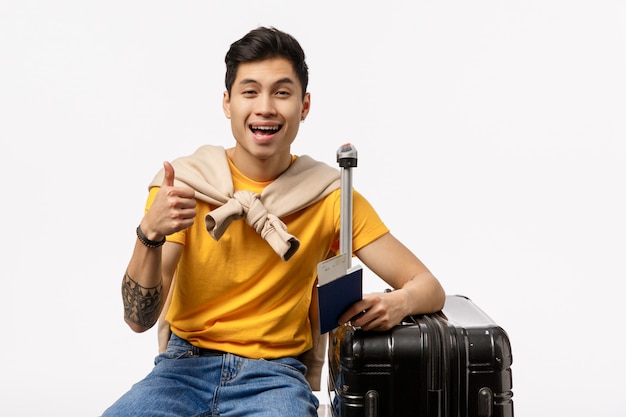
[226,147,292,182]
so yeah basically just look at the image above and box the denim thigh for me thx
[214,354,319,416]
[101,333,319,417]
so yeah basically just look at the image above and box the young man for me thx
[102,27,445,417]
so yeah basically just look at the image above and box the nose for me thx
[254,93,277,117]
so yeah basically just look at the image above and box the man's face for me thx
[223,57,310,162]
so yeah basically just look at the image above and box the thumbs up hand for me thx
[139,161,197,241]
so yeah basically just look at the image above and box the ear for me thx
[222,91,231,119]
[301,92,311,121]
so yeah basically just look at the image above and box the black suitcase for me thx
[327,294,514,417]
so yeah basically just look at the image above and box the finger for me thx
[338,299,371,325]
[162,161,175,187]
[355,311,392,332]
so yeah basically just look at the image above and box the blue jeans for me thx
[101,333,319,417]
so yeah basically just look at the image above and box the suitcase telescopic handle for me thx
[337,143,358,268]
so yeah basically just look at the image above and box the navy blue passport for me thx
[317,265,363,333]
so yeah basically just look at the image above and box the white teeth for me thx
[252,125,280,131]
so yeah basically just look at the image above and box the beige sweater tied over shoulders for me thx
[148,145,341,261]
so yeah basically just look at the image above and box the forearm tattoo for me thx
[122,272,163,328]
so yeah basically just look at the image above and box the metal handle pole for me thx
[337,143,358,269]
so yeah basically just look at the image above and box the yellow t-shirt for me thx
[146,157,389,359]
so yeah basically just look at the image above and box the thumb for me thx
[162,161,175,187]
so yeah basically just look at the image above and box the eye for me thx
[242,89,257,96]
[276,90,291,97]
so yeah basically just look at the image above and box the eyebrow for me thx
[238,77,296,87]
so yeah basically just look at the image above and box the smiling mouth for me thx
[250,125,282,135]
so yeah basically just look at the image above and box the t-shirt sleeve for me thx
[330,189,389,254]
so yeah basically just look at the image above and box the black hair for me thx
[224,27,309,99]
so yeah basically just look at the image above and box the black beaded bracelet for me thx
[136,225,166,248]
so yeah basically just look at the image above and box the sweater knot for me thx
[205,190,300,261]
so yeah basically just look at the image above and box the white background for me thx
[1,1,625,416]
